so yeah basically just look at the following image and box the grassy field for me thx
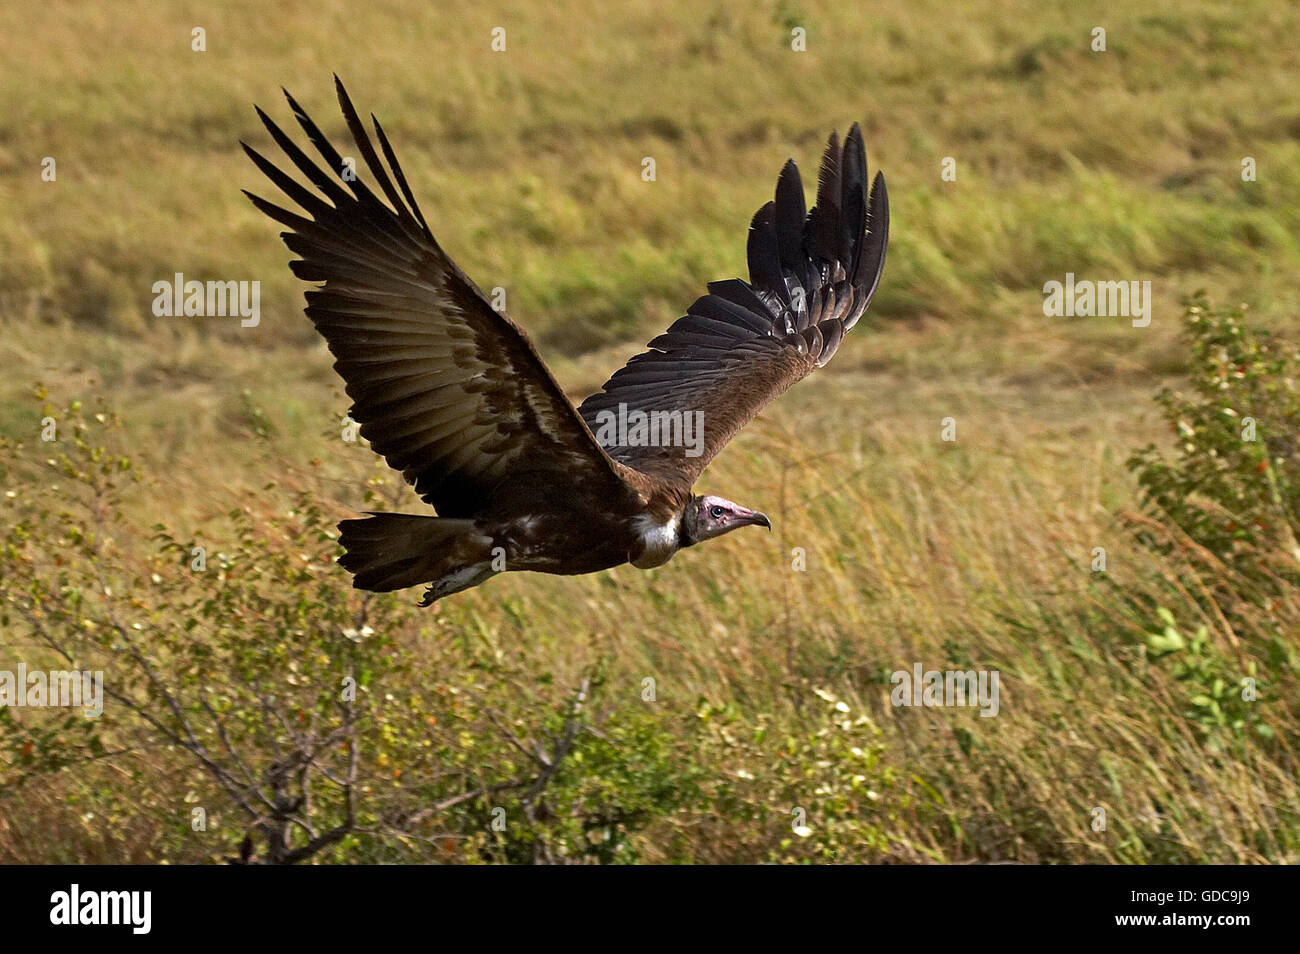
[1,0,1298,863]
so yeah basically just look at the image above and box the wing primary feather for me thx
[253,105,353,208]
[330,78,413,218]
[370,115,431,234]
[840,123,868,285]
[241,186,318,234]
[851,171,889,324]
[806,130,842,268]
[241,143,336,220]
[746,202,786,303]
[774,159,807,285]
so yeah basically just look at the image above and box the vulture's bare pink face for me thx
[690,494,772,542]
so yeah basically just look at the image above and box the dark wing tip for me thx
[843,123,866,176]
[856,170,889,310]
[774,158,808,278]
[776,158,803,204]
[334,74,358,115]
[867,170,889,240]
[871,169,888,204]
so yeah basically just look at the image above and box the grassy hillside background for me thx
[1,0,1298,862]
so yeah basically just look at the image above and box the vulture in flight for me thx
[243,79,888,605]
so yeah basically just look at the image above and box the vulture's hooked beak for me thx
[746,511,772,531]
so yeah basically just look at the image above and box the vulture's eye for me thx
[709,505,725,519]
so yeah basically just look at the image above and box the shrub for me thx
[1129,293,1300,595]
[0,393,717,863]
[1127,296,1298,754]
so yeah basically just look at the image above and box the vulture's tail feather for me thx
[338,513,491,600]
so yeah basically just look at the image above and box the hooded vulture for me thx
[244,78,888,605]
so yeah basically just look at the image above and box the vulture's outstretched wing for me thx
[243,78,646,518]
[578,126,888,491]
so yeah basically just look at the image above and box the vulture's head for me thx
[683,494,771,545]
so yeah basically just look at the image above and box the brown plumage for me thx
[243,78,888,605]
